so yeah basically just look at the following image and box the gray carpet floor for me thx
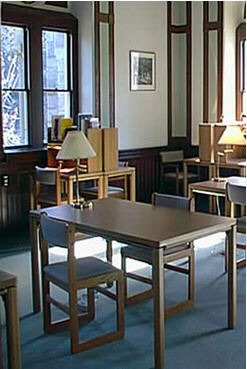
[0,235,246,369]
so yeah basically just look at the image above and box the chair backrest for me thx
[35,166,58,185]
[160,150,184,163]
[35,166,62,207]
[40,213,72,248]
[226,177,246,206]
[152,192,190,211]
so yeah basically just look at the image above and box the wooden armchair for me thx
[81,162,128,200]
[160,151,199,195]
[40,213,124,354]
[34,166,68,209]
[121,193,194,317]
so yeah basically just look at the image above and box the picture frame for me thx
[130,50,156,91]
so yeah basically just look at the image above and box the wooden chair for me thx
[0,270,22,369]
[34,166,68,209]
[121,192,194,317]
[226,177,246,268]
[81,162,128,200]
[40,213,124,354]
[160,151,199,195]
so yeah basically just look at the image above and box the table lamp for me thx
[214,125,246,181]
[56,131,96,209]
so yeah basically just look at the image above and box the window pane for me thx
[1,25,25,89]
[2,91,28,147]
[43,91,70,141]
[42,30,68,90]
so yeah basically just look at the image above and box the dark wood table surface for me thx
[29,198,237,369]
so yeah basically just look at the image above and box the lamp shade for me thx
[56,131,96,160]
[218,125,246,146]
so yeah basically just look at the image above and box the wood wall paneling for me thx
[203,2,223,123]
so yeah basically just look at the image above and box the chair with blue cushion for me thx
[121,192,194,316]
[34,166,69,208]
[160,151,199,195]
[40,213,124,354]
[81,162,128,200]
[226,177,246,268]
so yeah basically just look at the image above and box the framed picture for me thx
[130,50,156,91]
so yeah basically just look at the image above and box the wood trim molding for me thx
[167,2,191,147]
[94,1,115,127]
[203,2,224,123]
[236,23,246,121]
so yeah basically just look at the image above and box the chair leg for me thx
[121,254,128,304]
[87,288,95,320]
[69,288,80,354]
[42,278,52,333]
[188,244,195,303]
[116,275,125,337]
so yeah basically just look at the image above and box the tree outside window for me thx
[1,25,29,148]
[42,30,72,142]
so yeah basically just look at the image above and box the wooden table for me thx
[189,176,246,215]
[189,179,227,215]
[183,157,246,196]
[0,270,22,369]
[29,199,236,369]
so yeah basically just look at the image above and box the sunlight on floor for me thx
[50,231,234,273]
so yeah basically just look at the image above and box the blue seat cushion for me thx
[121,244,189,263]
[82,186,124,195]
[44,256,120,285]
[163,172,198,180]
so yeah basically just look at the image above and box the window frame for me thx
[0,3,78,156]
[1,24,30,149]
[236,23,246,121]
[42,27,74,142]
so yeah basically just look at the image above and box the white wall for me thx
[70,1,243,150]
[70,1,94,115]
[223,1,245,123]
[115,2,167,150]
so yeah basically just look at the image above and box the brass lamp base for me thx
[72,200,93,210]
[212,177,227,182]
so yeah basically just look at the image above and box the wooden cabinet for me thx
[199,123,245,163]
[47,128,118,172]
[102,128,118,171]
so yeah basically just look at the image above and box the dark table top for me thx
[30,198,236,249]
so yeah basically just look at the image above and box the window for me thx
[0,3,78,152]
[1,25,29,148]
[42,30,72,142]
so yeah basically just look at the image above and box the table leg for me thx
[188,186,195,212]
[0,302,3,369]
[226,225,237,328]
[129,171,136,201]
[106,239,113,263]
[153,248,165,369]
[98,176,104,199]
[67,178,73,204]
[183,162,188,197]
[30,216,41,313]
[3,286,22,369]
[103,176,108,198]
[208,165,216,213]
